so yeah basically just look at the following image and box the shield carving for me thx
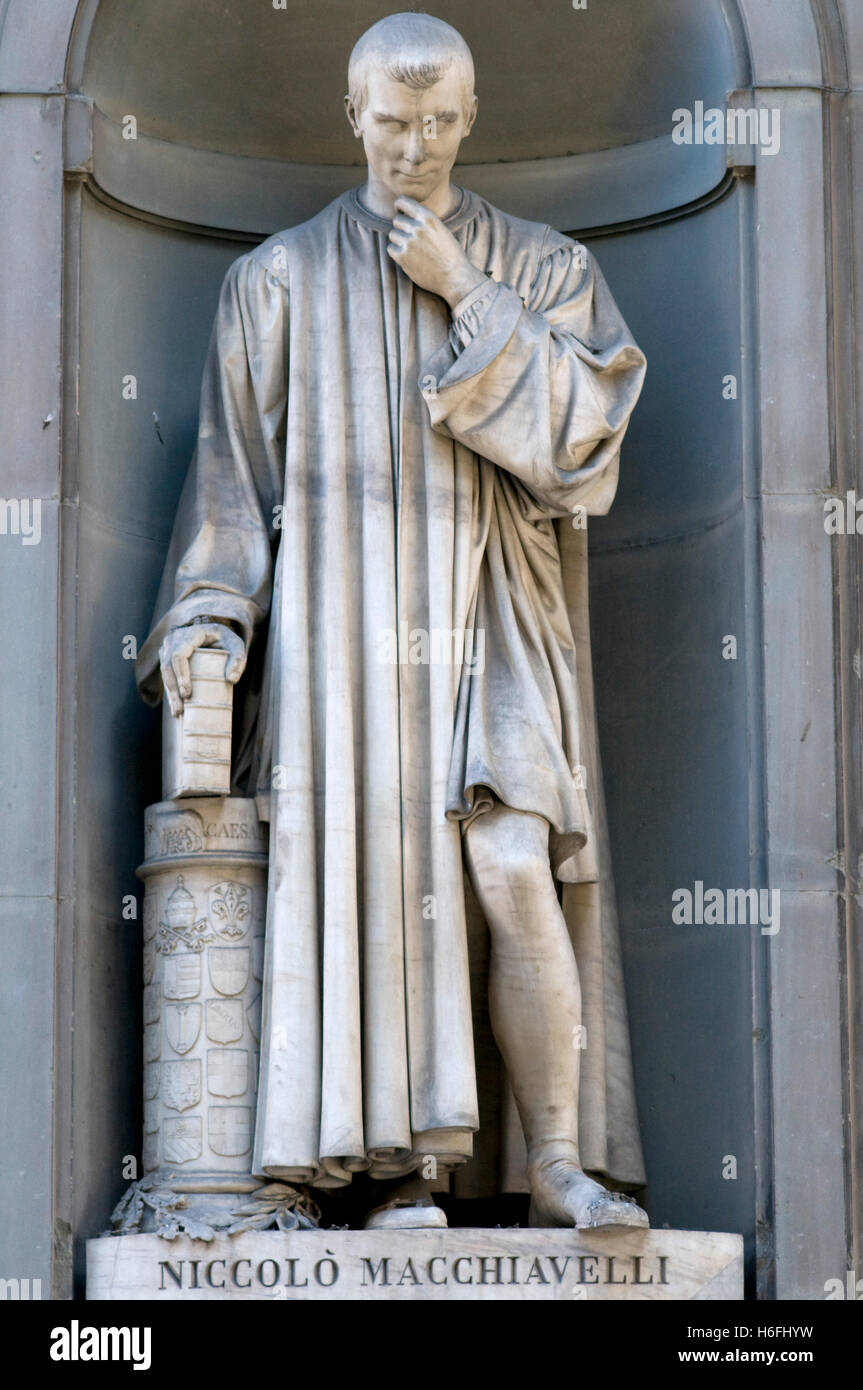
[246,991,261,1043]
[208,1105,251,1157]
[143,1061,160,1102]
[207,1048,248,1098]
[143,939,156,986]
[143,1021,160,1063]
[208,947,249,997]
[166,1003,202,1056]
[161,1058,201,1112]
[162,1116,202,1165]
[252,934,264,982]
[143,982,160,1026]
[164,952,201,1001]
[208,881,251,941]
[205,997,243,1045]
[142,1130,159,1172]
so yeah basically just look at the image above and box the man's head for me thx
[345,13,477,210]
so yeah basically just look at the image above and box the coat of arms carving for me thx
[208,947,250,997]
[162,1058,202,1112]
[158,876,214,954]
[208,881,251,940]
[208,1106,251,1157]
[163,1116,203,1165]
[166,1002,202,1056]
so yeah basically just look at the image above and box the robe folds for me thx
[137,185,648,1190]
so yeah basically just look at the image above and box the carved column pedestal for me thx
[139,798,266,1195]
[107,798,318,1242]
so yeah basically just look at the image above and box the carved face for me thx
[346,67,477,206]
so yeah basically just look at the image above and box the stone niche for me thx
[53,0,765,1293]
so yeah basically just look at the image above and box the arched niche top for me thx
[0,0,81,92]
[2,0,845,237]
[0,0,847,236]
[70,0,747,234]
[734,0,822,85]
[80,0,739,165]
[0,1,844,106]
[88,108,729,237]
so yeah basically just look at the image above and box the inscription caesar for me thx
[135,12,648,1230]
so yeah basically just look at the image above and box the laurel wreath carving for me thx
[109,1170,321,1240]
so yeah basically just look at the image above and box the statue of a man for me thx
[137,12,648,1230]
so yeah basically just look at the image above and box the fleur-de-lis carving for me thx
[210,881,250,938]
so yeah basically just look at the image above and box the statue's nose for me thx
[405,129,425,164]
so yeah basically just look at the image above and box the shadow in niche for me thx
[315,1178,530,1232]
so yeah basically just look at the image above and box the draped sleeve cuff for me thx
[448,276,499,347]
[421,280,525,414]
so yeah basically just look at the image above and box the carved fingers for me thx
[159,623,247,716]
[387,196,471,301]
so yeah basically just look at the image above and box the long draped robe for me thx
[137,185,648,1191]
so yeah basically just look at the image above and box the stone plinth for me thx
[137,799,267,1191]
[87,1228,743,1301]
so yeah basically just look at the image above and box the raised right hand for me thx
[159,621,247,717]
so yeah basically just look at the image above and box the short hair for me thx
[348,12,475,116]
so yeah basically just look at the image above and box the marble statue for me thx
[136,12,648,1231]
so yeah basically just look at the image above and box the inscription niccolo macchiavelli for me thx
[157,1252,670,1291]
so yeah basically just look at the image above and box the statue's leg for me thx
[463,801,647,1230]
[463,803,582,1145]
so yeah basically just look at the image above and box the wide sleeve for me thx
[136,248,289,705]
[418,233,646,517]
